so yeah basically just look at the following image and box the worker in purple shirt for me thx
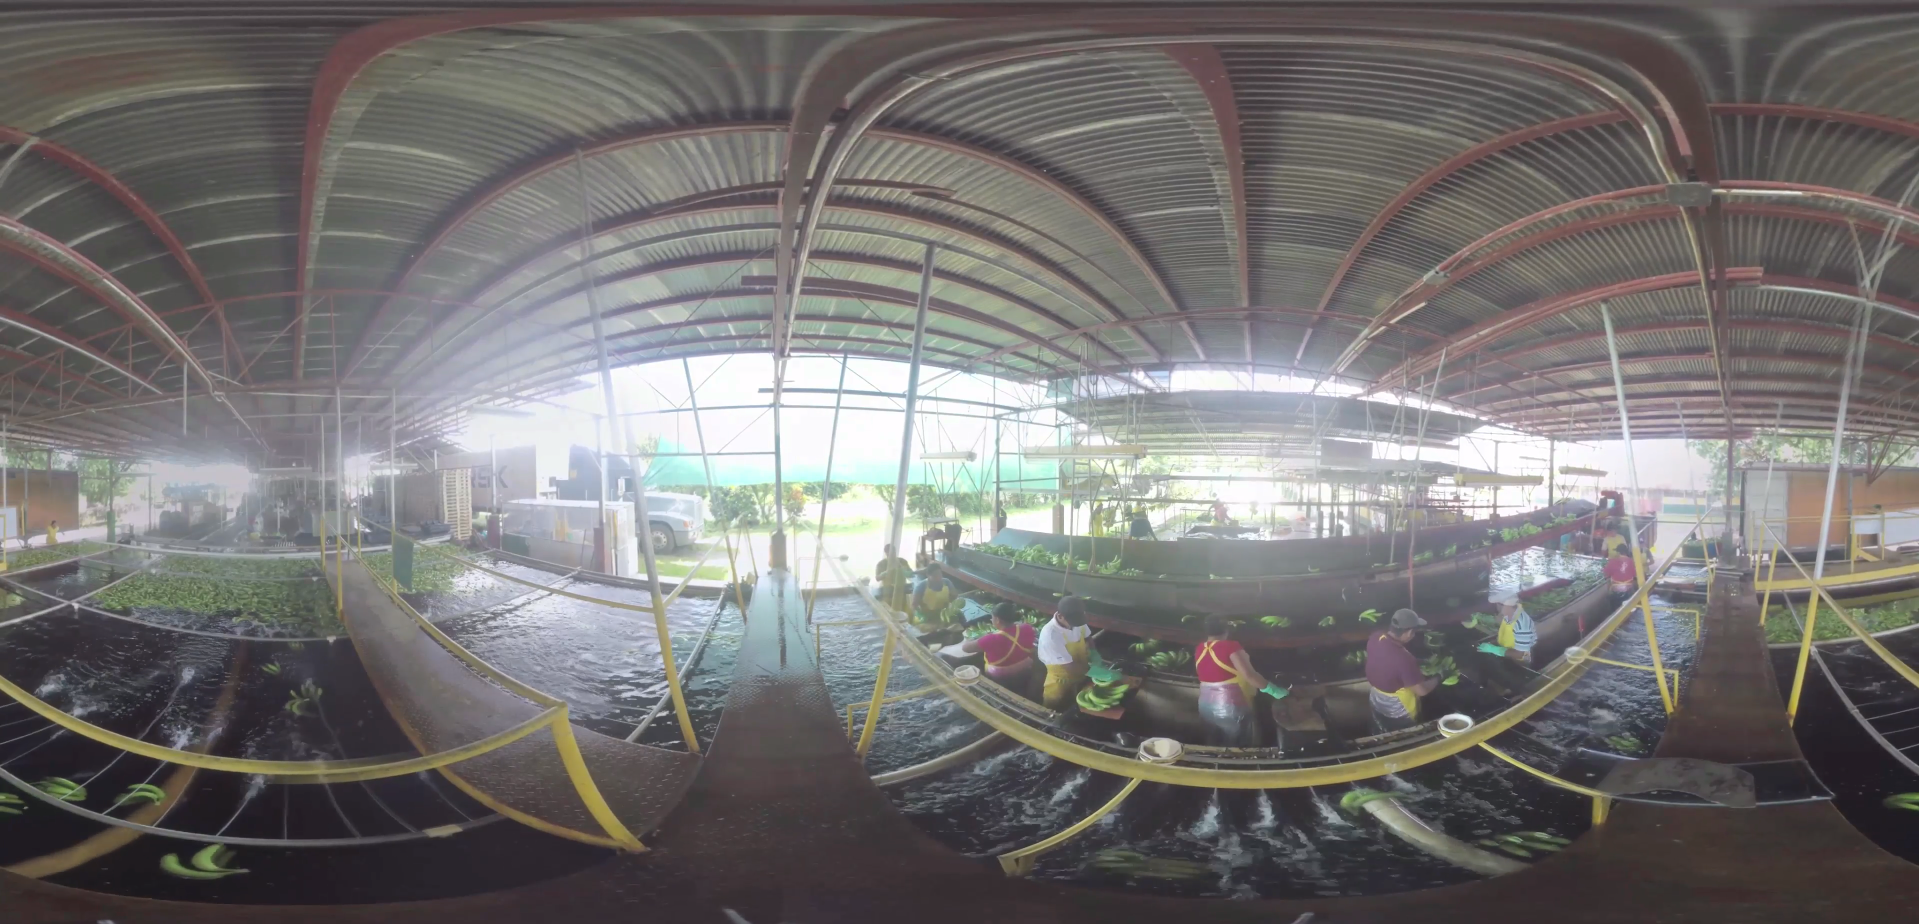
[1366,608,1441,733]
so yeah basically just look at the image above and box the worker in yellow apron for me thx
[1366,609,1442,734]
[1038,596,1094,710]
[961,603,1041,699]
[874,544,911,612]
[911,568,955,622]
[1195,615,1285,747]
[45,519,57,548]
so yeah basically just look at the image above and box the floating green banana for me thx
[161,845,246,880]
[1357,608,1381,623]
[261,662,281,676]
[34,778,86,802]
[0,793,23,816]
[1338,788,1398,813]
[115,783,166,808]
[1884,793,1919,812]
[1260,615,1287,628]
[1477,838,1534,858]
[192,843,246,874]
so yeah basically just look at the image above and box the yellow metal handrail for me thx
[1766,524,1919,707]
[0,665,563,783]
[844,685,939,740]
[826,521,1702,789]
[996,777,1143,876]
[345,544,645,850]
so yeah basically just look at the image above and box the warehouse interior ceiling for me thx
[5,5,1919,463]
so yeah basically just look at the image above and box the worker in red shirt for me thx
[1194,614,1285,747]
[1605,548,1640,607]
[962,603,1040,700]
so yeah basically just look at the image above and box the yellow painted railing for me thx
[370,522,704,755]
[997,777,1143,876]
[345,544,645,850]
[825,513,1706,790]
[844,685,938,740]
[1765,523,1919,721]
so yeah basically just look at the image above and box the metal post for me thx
[886,242,936,562]
[389,389,397,538]
[679,358,749,623]
[1547,439,1555,507]
[771,360,786,570]
[1788,302,1868,722]
[864,242,934,762]
[1406,347,1445,601]
[336,384,345,611]
[595,414,608,572]
[489,433,497,549]
[805,355,850,622]
[181,363,187,436]
[2,420,7,563]
[1601,304,1675,714]
[576,147,698,754]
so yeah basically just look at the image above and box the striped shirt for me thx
[1503,606,1537,654]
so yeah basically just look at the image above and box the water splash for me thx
[1189,791,1222,838]
[1050,768,1090,806]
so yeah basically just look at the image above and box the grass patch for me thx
[1765,594,1919,644]
[655,561,732,581]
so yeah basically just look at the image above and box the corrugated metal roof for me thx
[11,6,1919,458]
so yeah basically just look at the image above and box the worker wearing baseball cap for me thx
[1366,608,1440,733]
[1478,588,1536,663]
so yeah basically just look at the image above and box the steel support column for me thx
[862,243,935,759]
[1788,303,1869,722]
[576,148,698,754]
[1602,304,1676,714]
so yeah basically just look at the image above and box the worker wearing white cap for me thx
[1478,588,1536,663]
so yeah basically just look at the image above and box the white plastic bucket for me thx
[1138,737,1183,764]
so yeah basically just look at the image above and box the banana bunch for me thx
[1090,848,1209,880]
[1128,639,1162,655]
[34,777,86,802]
[1146,649,1193,671]
[1076,679,1129,712]
[1475,831,1569,859]
[161,844,248,880]
[115,783,166,809]
[1260,615,1289,628]
[0,793,24,816]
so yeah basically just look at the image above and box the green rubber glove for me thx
[1261,683,1289,700]
[1476,643,1508,656]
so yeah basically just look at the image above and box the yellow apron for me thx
[1199,641,1258,704]
[1391,686,1421,720]
[1043,633,1091,710]
[45,526,56,547]
[984,630,1033,668]
[916,582,954,620]
[1496,620,1517,650]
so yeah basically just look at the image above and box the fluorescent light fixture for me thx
[256,466,314,475]
[1020,445,1148,460]
[919,450,977,462]
[1451,474,1543,486]
[1558,466,1608,477]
